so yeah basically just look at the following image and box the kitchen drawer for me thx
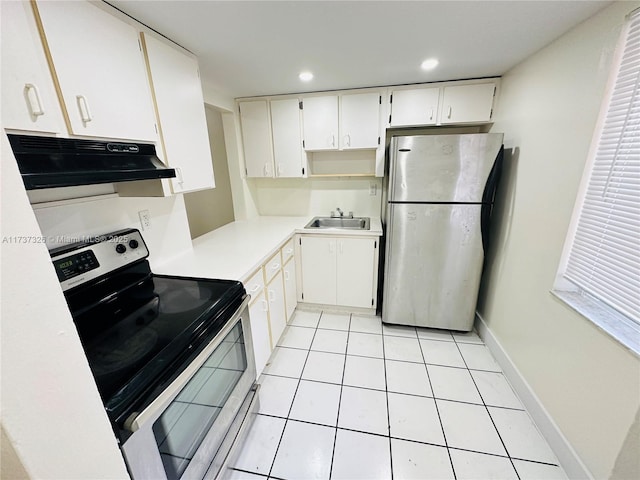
[264,250,282,284]
[245,268,265,303]
[281,238,295,263]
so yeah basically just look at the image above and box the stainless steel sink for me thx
[304,216,370,230]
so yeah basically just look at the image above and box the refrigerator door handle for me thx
[480,145,505,253]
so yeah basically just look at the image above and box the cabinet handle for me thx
[268,289,275,301]
[76,95,93,123]
[430,108,434,121]
[329,242,335,254]
[344,134,351,147]
[277,163,282,177]
[331,134,336,148]
[249,284,261,294]
[261,299,269,312]
[24,84,45,117]
[176,167,184,185]
[263,163,269,177]
[447,106,452,119]
[284,270,290,281]
[271,262,280,271]
[339,241,344,254]
[286,248,294,255]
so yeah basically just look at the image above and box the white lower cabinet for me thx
[299,235,379,309]
[248,292,270,376]
[283,256,297,321]
[267,270,286,347]
[244,237,298,375]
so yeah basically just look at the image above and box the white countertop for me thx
[155,215,382,282]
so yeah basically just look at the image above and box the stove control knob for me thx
[115,244,127,254]
[129,239,139,249]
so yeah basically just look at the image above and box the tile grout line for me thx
[380,323,395,480]
[266,310,323,479]
[417,329,458,480]
[328,312,351,480]
[452,337,521,480]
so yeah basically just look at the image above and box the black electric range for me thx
[50,229,247,437]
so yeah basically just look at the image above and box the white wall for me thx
[479,2,640,478]
[0,135,130,479]
[251,177,383,218]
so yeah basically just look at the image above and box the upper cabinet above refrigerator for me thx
[389,81,498,128]
[33,0,158,142]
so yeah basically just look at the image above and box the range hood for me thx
[7,134,176,190]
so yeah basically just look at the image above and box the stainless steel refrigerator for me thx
[382,133,503,331]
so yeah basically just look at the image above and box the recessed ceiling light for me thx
[420,58,439,71]
[299,71,314,82]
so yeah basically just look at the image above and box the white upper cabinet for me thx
[270,98,304,178]
[34,0,157,141]
[1,2,64,133]
[302,93,381,151]
[340,92,381,149]
[440,83,496,124]
[302,95,339,151]
[390,88,439,127]
[239,100,274,178]
[142,33,214,193]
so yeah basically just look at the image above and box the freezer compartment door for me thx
[382,203,484,331]
[389,133,503,203]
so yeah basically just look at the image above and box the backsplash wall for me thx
[32,193,193,267]
[251,177,383,218]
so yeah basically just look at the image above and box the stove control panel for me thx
[50,229,149,292]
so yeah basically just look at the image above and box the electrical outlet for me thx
[138,210,151,231]
[369,183,377,196]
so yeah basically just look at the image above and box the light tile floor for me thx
[230,310,567,480]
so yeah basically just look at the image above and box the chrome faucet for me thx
[331,207,354,219]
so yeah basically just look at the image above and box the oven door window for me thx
[152,321,247,480]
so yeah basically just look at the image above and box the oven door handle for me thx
[123,294,251,433]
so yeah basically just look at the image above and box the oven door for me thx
[120,297,257,480]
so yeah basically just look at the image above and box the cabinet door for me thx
[35,1,157,141]
[270,98,304,178]
[300,236,337,304]
[440,83,496,124]
[267,271,287,347]
[390,88,439,127]
[240,100,274,177]
[142,33,214,193]
[1,2,64,133]
[340,92,380,149]
[302,96,338,151]
[249,293,271,376]
[337,237,377,308]
[283,256,297,322]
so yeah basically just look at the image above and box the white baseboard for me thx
[475,313,593,480]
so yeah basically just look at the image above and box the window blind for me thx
[564,9,640,325]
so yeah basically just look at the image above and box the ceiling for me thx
[109,1,611,99]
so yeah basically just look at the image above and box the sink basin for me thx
[305,216,370,230]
